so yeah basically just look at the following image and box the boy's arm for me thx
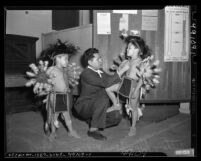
[136,79,143,91]
[132,79,143,98]
[119,60,129,68]
[117,60,130,78]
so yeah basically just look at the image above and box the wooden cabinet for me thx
[5,34,38,113]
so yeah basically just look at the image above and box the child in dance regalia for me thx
[25,39,81,141]
[106,34,161,136]
[45,53,80,141]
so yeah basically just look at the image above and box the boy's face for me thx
[127,42,140,59]
[88,53,103,70]
[56,54,69,67]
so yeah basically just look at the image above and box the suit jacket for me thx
[74,67,121,112]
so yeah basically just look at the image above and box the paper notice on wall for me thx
[141,16,158,31]
[97,13,111,35]
[113,10,137,14]
[142,10,158,16]
[164,6,190,62]
[119,14,129,31]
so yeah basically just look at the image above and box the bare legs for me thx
[48,113,58,141]
[105,83,121,113]
[128,99,139,136]
[128,86,141,136]
[47,94,80,142]
[48,112,80,141]
[62,111,80,138]
[106,79,144,136]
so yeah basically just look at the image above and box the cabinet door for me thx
[5,34,38,74]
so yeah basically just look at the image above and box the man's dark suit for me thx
[74,67,122,129]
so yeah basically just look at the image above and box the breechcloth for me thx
[117,76,138,101]
[46,92,70,125]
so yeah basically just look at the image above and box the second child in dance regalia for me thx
[25,39,81,141]
[44,53,80,141]
[106,35,161,136]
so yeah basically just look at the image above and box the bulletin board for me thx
[93,9,191,102]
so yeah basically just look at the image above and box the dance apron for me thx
[117,76,138,100]
[46,92,70,125]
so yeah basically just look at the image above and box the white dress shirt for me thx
[87,66,103,78]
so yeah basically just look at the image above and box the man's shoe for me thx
[87,130,107,140]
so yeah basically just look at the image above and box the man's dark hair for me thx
[81,48,99,67]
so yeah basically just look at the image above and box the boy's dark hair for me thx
[81,48,99,67]
[125,36,152,60]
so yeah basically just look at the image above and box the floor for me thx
[5,108,191,157]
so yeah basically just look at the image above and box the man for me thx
[74,48,129,140]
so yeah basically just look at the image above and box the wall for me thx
[6,10,53,58]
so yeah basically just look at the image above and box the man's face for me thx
[88,53,103,70]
